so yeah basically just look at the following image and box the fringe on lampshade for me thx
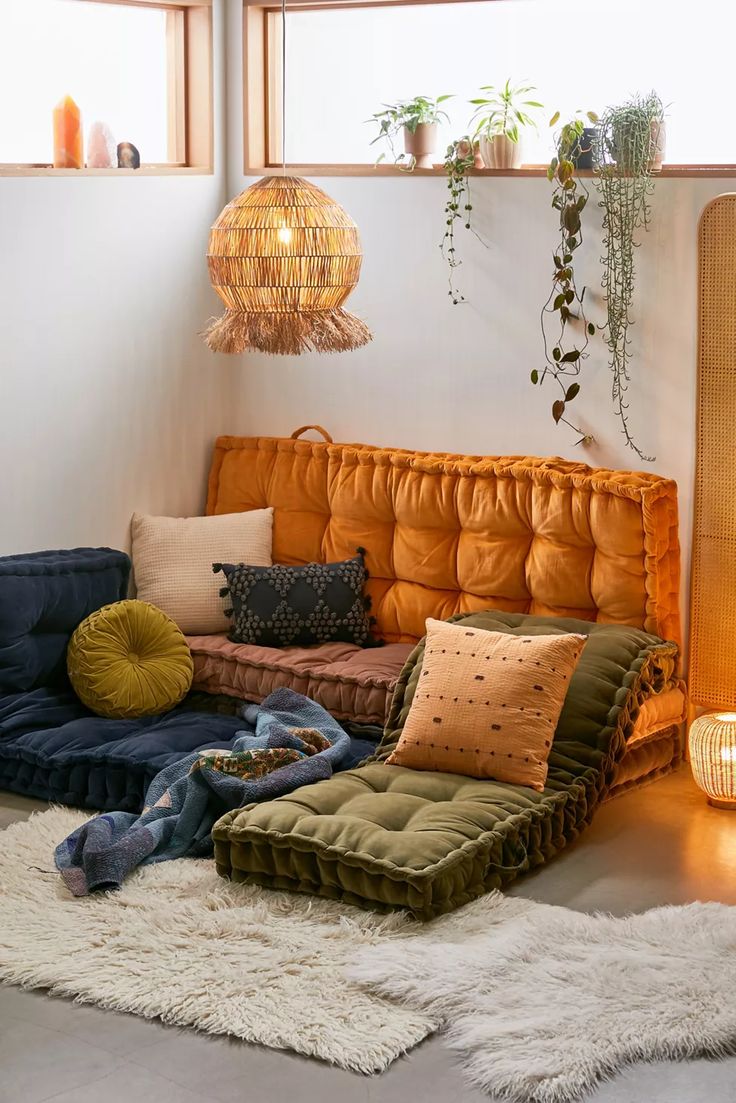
[202,308,372,356]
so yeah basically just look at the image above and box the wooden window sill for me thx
[246,163,736,179]
[0,165,213,176]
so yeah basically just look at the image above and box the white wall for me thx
[0,0,722,635]
[225,1,729,632]
[0,0,239,556]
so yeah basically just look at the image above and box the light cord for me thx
[281,0,286,175]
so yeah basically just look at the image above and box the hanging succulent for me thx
[441,137,486,305]
[535,113,598,446]
[595,91,665,461]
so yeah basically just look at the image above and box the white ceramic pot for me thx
[479,133,523,169]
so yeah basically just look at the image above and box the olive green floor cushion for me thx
[67,600,194,719]
[213,612,679,919]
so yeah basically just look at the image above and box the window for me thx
[1,0,212,173]
[245,0,736,173]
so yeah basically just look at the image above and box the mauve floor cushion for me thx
[0,549,376,811]
[187,635,414,725]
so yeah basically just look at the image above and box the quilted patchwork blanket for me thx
[54,688,350,895]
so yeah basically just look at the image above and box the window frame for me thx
[243,0,736,178]
[0,0,213,176]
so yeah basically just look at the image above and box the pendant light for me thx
[203,0,372,356]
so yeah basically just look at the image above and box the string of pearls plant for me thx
[441,137,487,305]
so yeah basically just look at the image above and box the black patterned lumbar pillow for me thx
[213,552,372,647]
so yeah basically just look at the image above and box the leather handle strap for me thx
[290,425,333,443]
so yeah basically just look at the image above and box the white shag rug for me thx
[350,892,736,1102]
[0,808,436,1073]
[2,809,736,1101]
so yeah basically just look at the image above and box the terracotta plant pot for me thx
[454,138,485,170]
[403,123,437,169]
[649,118,666,172]
[479,134,522,169]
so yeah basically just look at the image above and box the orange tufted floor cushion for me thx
[205,429,681,647]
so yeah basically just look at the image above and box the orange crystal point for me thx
[53,94,83,169]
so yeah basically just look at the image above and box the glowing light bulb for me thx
[277,224,292,245]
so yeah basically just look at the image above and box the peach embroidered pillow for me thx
[386,618,587,791]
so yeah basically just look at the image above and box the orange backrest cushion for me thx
[206,434,681,647]
[385,618,586,790]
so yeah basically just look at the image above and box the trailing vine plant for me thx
[595,91,664,461]
[441,137,486,304]
[535,113,598,445]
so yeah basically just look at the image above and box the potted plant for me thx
[441,136,487,305]
[368,95,453,169]
[594,91,665,460]
[550,109,600,169]
[534,114,597,446]
[601,90,666,175]
[470,79,542,169]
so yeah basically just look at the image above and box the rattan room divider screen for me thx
[690,194,736,708]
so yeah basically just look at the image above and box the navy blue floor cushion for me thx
[0,548,377,812]
[0,687,246,811]
[0,548,130,693]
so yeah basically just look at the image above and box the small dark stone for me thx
[117,141,140,169]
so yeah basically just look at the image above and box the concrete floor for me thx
[1,767,735,1103]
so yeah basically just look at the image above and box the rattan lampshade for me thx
[689,712,736,809]
[203,176,372,356]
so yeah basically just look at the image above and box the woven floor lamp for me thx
[688,194,736,809]
[203,1,371,356]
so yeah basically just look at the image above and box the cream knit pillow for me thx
[386,618,586,791]
[131,510,273,634]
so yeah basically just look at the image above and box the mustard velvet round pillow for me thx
[67,600,194,719]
